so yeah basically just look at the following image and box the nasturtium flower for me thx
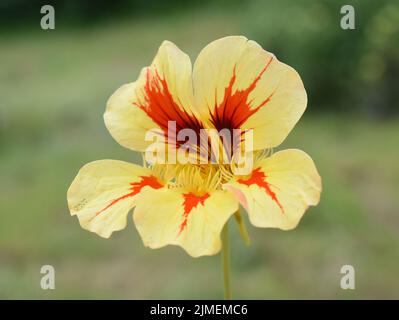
[67,36,321,258]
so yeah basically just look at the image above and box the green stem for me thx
[221,222,232,300]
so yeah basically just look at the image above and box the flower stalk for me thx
[221,221,231,300]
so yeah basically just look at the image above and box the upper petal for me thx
[104,41,200,152]
[192,36,307,150]
[67,160,163,238]
[133,187,238,257]
[224,149,321,230]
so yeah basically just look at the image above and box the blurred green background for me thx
[1,0,398,299]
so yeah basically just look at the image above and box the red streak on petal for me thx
[178,192,210,236]
[211,56,274,131]
[237,168,284,214]
[93,175,163,218]
[133,68,203,147]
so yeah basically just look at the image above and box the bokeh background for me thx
[1,0,398,299]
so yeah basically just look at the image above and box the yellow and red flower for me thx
[67,36,321,257]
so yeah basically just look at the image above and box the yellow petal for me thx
[192,36,307,150]
[225,149,321,230]
[67,160,163,238]
[104,82,162,152]
[104,41,200,152]
[133,188,238,257]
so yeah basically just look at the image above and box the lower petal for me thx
[133,188,238,257]
[67,160,163,238]
[225,149,321,230]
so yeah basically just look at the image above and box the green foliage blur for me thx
[0,0,398,299]
[245,0,399,116]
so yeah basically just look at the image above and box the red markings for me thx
[237,168,284,214]
[210,57,274,131]
[130,175,163,194]
[178,192,210,236]
[93,175,163,218]
[134,68,203,147]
